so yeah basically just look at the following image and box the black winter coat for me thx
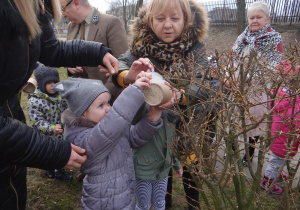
[0,1,111,209]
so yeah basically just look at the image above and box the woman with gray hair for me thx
[232,1,283,166]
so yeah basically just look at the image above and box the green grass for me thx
[26,168,82,210]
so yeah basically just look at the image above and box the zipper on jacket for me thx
[6,101,20,210]
[3,33,31,210]
[6,100,14,118]
[9,165,20,210]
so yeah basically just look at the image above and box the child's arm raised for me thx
[123,58,154,86]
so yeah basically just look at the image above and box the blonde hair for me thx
[13,0,61,40]
[247,1,270,18]
[145,0,192,31]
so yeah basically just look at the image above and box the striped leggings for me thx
[135,177,168,210]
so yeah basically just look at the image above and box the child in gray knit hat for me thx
[27,62,72,182]
[54,69,175,210]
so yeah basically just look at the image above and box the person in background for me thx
[27,63,72,181]
[232,1,283,167]
[0,0,118,209]
[111,0,219,209]
[260,61,299,195]
[55,69,173,209]
[130,73,183,209]
[60,0,128,102]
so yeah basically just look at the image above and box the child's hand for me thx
[136,71,152,81]
[134,72,152,89]
[67,66,83,74]
[53,124,63,135]
[175,168,183,177]
[124,58,154,85]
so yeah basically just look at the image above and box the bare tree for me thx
[135,0,143,17]
[158,43,300,209]
[107,0,123,18]
[107,0,137,33]
[236,0,246,35]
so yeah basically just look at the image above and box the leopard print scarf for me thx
[130,30,195,73]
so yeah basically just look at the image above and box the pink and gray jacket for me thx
[270,87,300,157]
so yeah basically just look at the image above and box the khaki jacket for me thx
[67,9,128,101]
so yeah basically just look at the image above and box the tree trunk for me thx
[135,0,143,17]
[122,0,128,32]
[236,0,246,35]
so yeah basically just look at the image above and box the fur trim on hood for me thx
[130,0,209,45]
[62,109,97,128]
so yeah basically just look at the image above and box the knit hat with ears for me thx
[53,78,109,117]
[34,62,60,94]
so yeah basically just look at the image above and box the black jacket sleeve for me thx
[0,114,71,170]
[38,12,112,68]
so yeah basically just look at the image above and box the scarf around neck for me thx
[131,31,195,73]
[129,0,209,73]
[233,24,283,66]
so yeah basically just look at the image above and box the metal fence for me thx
[200,0,300,25]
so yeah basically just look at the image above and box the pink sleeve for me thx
[277,42,283,53]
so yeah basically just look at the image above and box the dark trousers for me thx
[165,168,200,210]
[182,166,200,210]
[243,135,259,161]
[165,169,172,208]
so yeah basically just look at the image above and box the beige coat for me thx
[67,9,128,101]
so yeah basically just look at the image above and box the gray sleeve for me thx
[128,117,163,148]
[85,85,145,159]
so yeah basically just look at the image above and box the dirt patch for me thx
[204,24,300,55]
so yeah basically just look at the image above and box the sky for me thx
[89,0,217,13]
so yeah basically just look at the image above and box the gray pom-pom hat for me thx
[54,78,108,116]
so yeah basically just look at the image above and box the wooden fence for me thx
[200,0,300,25]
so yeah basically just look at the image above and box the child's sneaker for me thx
[242,157,252,167]
[55,169,72,182]
[279,171,288,181]
[260,176,283,195]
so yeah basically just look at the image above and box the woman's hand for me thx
[64,144,87,170]
[124,58,154,85]
[99,53,119,76]
[160,82,181,108]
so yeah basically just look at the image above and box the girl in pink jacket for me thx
[261,61,300,195]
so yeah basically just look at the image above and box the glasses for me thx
[61,0,73,12]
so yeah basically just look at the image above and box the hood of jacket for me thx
[29,88,61,102]
[130,0,208,46]
[270,87,300,157]
[62,109,96,128]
